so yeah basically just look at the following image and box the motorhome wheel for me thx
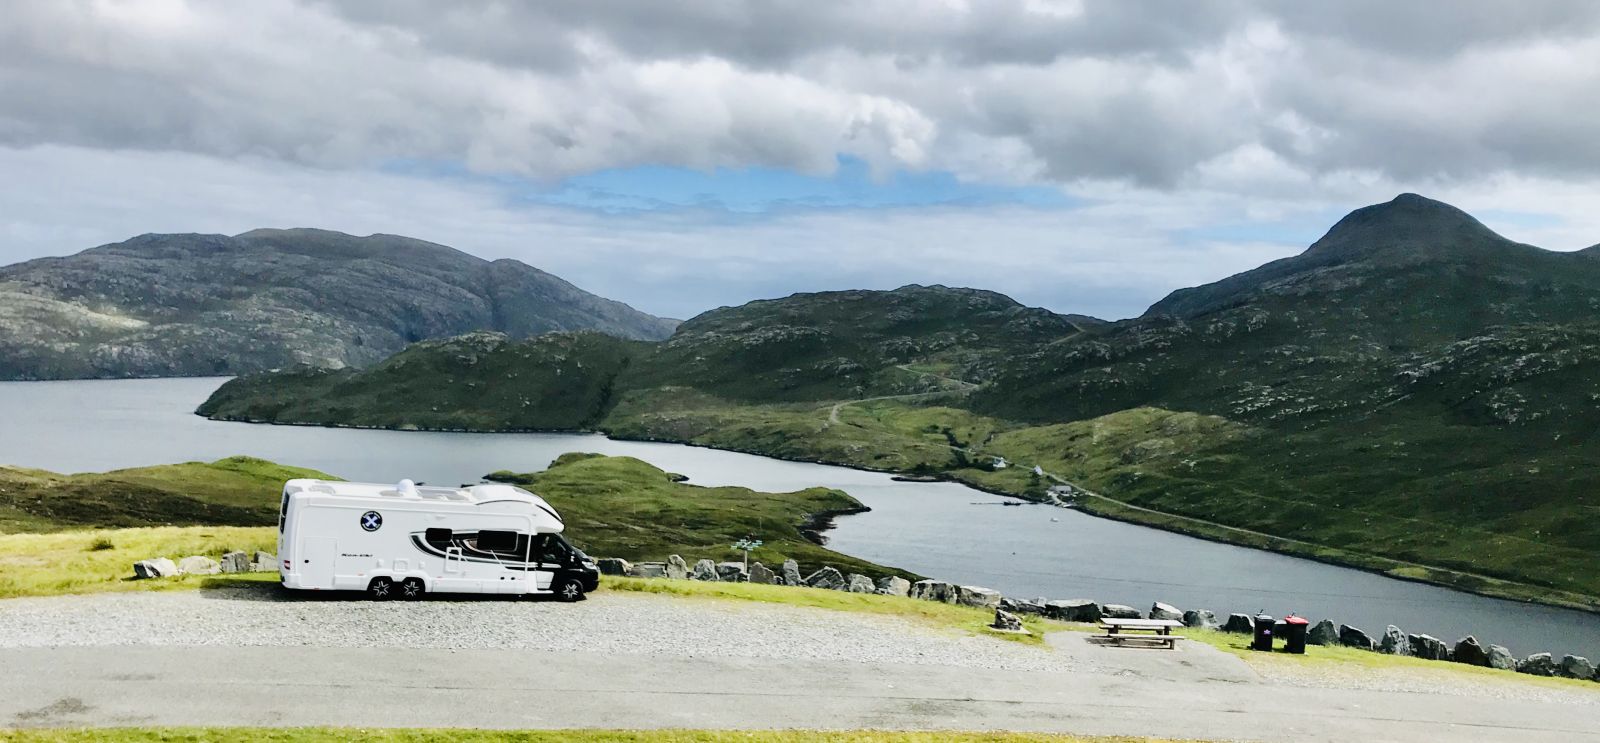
[399,578,425,600]
[556,578,584,602]
[366,577,394,600]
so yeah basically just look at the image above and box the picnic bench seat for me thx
[1097,617,1185,649]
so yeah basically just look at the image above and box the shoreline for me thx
[193,410,1600,617]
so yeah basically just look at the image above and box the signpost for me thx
[732,537,763,571]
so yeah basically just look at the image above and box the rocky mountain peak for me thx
[1303,193,1509,259]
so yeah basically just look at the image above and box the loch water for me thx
[1,377,1595,659]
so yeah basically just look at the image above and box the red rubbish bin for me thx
[1283,614,1310,654]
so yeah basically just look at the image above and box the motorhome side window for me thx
[533,534,569,564]
[475,530,519,553]
[278,493,289,533]
[424,528,453,548]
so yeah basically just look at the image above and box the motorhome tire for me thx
[555,578,584,602]
[399,578,425,600]
[367,577,395,601]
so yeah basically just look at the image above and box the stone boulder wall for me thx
[1182,609,1218,630]
[1408,634,1450,661]
[666,555,690,580]
[958,586,1002,609]
[847,574,876,593]
[1100,604,1140,619]
[1518,653,1558,677]
[716,562,748,582]
[748,562,778,585]
[177,556,220,576]
[132,558,179,579]
[1044,599,1100,623]
[782,559,804,586]
[219,552,251,574]
[1307,619,1339,646]
[1452,636,1489,667]
[1339,624,1375,651]
[1560,655,1595,680]
[627,562,667,578]
[909,580,959,603]
[806,567,846,591]
[1003,597,1046,615]
[1222,613,1255,634]
[1149,602,1183,621]
[876,576,911,597]
[1379,626,1410,656]
[691,559,719,581]
[1486,645,1517,671]
[596,558,631,576]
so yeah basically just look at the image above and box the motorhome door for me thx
[298,537,337,589]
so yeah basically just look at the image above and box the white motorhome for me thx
[277,478,599,601]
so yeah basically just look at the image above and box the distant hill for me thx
[0,228,677,380]
[198,285,1093,427]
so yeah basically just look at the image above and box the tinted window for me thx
[476,530,518,552]
[278,493,289,533]
[534,534,569,564]
[424,528,453,547]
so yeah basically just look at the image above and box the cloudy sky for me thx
[4,0,1600,320]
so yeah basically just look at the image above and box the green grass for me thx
[0,729,1189,743]
[493,454,910,581]
[0,456,336,533]
[0,526,278,599]
[603,576,1050,644]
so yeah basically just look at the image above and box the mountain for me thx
[0,228,677,380]
[198,285,1093,427]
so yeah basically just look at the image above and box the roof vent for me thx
[398,479,419,497]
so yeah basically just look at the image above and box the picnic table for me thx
[1097,617,1185,649]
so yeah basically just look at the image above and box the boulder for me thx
[665,555,690,580]
[958,585,1002,609]
[595,558,631,576]
[691,559,720,581]
[1043,599,1100,623]
[1486,645,1517,671]
[1149,602,1183,621]
[1339,624,1375,651]
[1003,597,1046,615]
[1559,655,1595,680]
[748,562,778,585]
[1100,604,1140,619]
[1379,626,1410,656]
[1518,653,1557,676]
[1307,619,1339,646]
[909,580,959,603]
[218,551,251,574]
[875,576,911,597]
[805,566,846,591]
[1408,634,1450,661]
[250,551,277,572]
[846,574,876,593]
[627,562,667,579]
[132,558,178,579]
[1223,613,1256,634]
[990,608,1024,632]
[1451,637,1489,667]
[782,559,804,586]
[1182,609,1219,630]
[716,562,748,582]
[176,556,220,576]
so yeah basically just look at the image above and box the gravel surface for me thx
[1250,658,1600,706]
[0,585,1092,674]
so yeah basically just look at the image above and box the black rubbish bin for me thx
[1282,615,1310,654]
[1251,613,1275,652]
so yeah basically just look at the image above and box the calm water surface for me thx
[1,377,1595,658]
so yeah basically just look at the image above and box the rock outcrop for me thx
[1181,609,1219,630]
[1487,645,1517,670]
[748,562,777,585]
[1559,655,1595,679]
[782,559,804,586]
[846,574,876,593]
[875,576,911,597]
[805,567,846,591]
[692,559,720,581]
[666,555,690,580]
[1451,636,1489,667]
[177,556,220,576]
[132,558,178,579]
[1149,602,1183,621]
[1518,653,1558,676]
[1409,634,1450,661]
[1339,624,1375,651]
[1223,613,1255,634]
[1307,619,1339,646]
[958,586,1002,609]
[219,552,251,574]
[1044,599,1101,623]
[1379,626,1410,655]
[251,551,277,572]
[909,580,959,603]
[716,562,748,582]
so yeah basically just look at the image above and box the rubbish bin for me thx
[1282,615,1310,654]
[1251,613,1275,652]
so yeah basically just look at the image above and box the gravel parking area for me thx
[0,584,1088,674]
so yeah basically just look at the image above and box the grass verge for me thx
[603,576,1053,645]
[0,526,277,599]
[0,730,1193,743]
